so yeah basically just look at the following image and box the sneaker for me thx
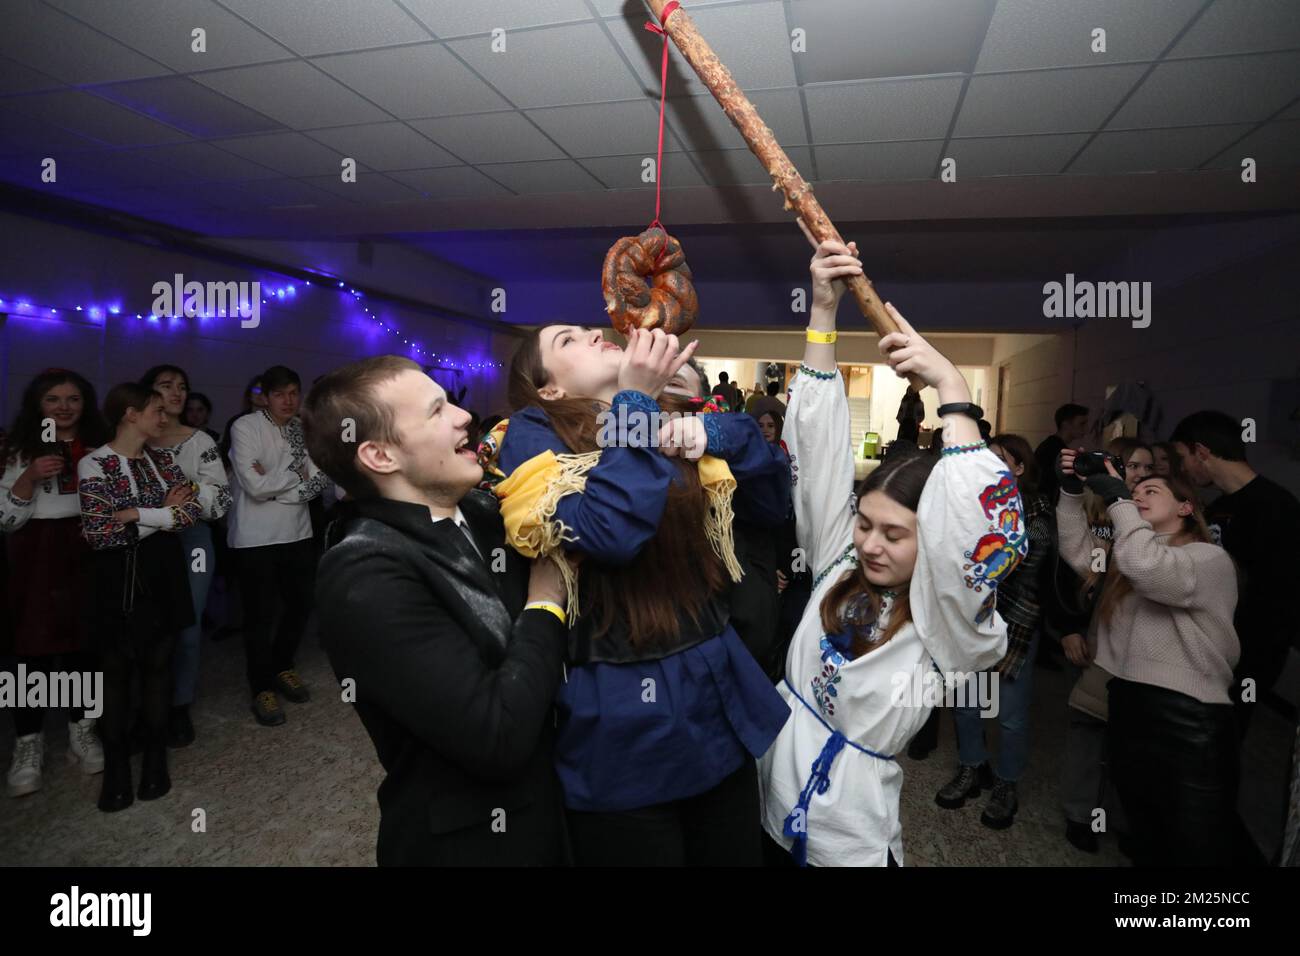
[7,733,45,797]
[167,705,195,748]
[980,778,1019,829]
[275,670,310,704]
[251,691,286,726]
[935,762,991,809]
[1065,819,1099,853]
[67,719,104,774]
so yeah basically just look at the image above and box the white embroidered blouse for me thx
[150,429,231,522]
[758,369,1026,866]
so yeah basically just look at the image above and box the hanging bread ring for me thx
[601,226,699,336]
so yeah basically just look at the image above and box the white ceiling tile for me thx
[527,100,684,156]
[477,159,605,194]
[1069,124,1255,174]
[3,90,192,147]
[956,64,1146,136]
[977,0,1204,72]
[0,103,99,155]
[1111,52,1300,128]
[0,0,170,84]
[92,77,283,138]
[312,43,509,119]
[215,0,430,56]
[407,112,565,163]
[131,141,284,181]
[945,133,1091,177]
[813,141,942,181]
[1171,0,1300,57]
[806,77,964,143]
[578,151,707,189]
[45,0,291,71]
[1222,119,1300,169]
[793,0,994,82]
[608,1,797,96]
[0,55,64,95]
[208,132,360,177]
[667,88,808,151]
[386,165,511,199]
[301,172,424,203]
[447,22,644,108]
[195,61,390,127]
[589,0,735,15]
[306,122,459,170]
[695,145,814,186]
[403,0,592,37]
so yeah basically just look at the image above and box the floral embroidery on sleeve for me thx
[962,471,1028,594]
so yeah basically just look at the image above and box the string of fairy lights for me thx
[0,272,505,372]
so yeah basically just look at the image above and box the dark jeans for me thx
[1107,678,1239,866]
[236,538,316,696]
[11,652,92,736]
[566,758,762,866]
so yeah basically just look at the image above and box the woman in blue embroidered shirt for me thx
[496,324,791,865]
[758,226,1026,866]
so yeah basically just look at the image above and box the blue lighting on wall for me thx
[0,278,505,371]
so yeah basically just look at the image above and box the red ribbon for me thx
[643,1,681,241]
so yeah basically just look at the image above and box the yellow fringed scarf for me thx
[495,446,744,623]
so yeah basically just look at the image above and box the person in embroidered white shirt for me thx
[2,368,110,798]
[227,365,330,726]
[78,382,201,812]
[141,364,232,748]
[758,222,1027,866]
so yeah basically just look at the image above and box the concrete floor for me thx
[1,627,1292,867]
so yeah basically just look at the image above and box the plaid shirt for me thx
[996,491,1052,680]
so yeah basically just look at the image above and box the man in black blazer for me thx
[303,356,568,866]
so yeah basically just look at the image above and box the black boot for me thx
[167,705,195,748]
[137,738,171,801]
[97,743,134,813]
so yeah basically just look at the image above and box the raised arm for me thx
[870,301,1023,673]
[783,224,863,576]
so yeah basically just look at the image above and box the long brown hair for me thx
[507,327,726,647]
[819,450,937,657]
[1095,472,1211,624]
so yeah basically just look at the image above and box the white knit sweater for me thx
[1057,492,1240,704]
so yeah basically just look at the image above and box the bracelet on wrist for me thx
[805,327,837,344]
[525,601,566,625]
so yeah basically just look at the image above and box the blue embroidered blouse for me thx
[498,390,792,812]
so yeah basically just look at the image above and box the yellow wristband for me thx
[806,327,837,344]
[525,601,566,625]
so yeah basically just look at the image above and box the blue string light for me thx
[0,278,506,370]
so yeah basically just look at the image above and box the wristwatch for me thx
[937,402,984,421]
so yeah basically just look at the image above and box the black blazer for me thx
[316,490,568,866]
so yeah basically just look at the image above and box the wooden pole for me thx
[643,0,904,346]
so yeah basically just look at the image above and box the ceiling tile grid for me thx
[0,0,1295,227]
